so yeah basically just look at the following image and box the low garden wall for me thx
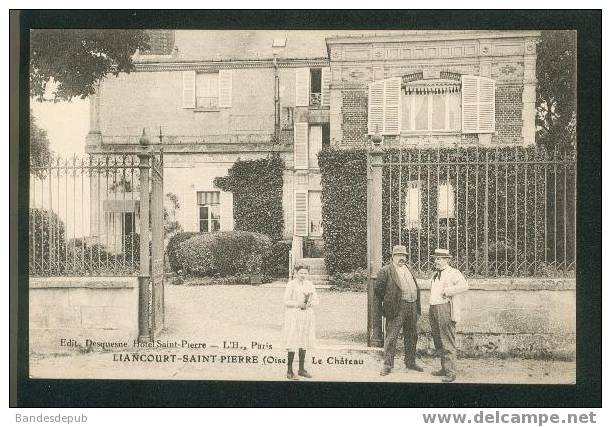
[29,277,139,353]
[413,277,576,359]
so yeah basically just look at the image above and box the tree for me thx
[30,30,149,101]
[29,111,52,168]
[536,31,577,149]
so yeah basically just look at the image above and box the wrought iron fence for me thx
[29,155,142,276]
[381,145,576,277]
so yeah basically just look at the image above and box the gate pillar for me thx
[137,130,151,343]
[367,142,384,347]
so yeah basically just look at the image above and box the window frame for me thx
[197,191,221,233]
[401,90,462,134]
[195,71,220,111]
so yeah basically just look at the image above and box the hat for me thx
[432,248,452,258]
[392,245,408,256]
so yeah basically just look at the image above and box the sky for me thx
[31,97,90,157]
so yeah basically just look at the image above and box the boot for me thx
[297,349,312,378]
[287,351,297,380]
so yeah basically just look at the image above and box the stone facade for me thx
[327,31,539,147]
[87,30,539,243]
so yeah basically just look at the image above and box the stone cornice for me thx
[131,58,329,72]
[326,31,541,46]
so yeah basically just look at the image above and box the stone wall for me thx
[29,277,139,353]
[414,277,576,359]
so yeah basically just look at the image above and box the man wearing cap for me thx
[375,245,423,376]
[429,248,469,383]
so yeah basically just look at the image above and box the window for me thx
[438,181,455,219]
[196,72,219,109]
[404,181,422,229]
[368,75,495,136]
[308,125,323,169]
[197,191,221,232]
[182,70,232,109]
[402,91,461,132]
[308,191,323,237]
[310,68,322,106]
[295,67,330,107]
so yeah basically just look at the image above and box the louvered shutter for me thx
[182,71,196,109]
[218,70,233,108]
[461,75,478,133]
[321,67,331,106]
[295,68,310,107]
[368,80,384,135]
[294,190,309,237]
[294,123,308,169]
[462,75,495,133]
[383,77,402,135]
[478,77,495,133]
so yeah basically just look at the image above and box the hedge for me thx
[174,231,273,277]
[319,146,576,277]
[214,155,284,240]
[29,208,66,275]
[167,232,199,272]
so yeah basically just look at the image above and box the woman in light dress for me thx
[283,263,319,380]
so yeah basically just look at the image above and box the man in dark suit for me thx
[375,245,423,376]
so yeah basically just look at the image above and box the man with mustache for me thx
[375,245,423,376]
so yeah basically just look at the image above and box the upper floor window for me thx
[368,75,495,136]
[196,72,219,109]
[402,90,461,132]
[182,70,232,109]
[295,67,330,107]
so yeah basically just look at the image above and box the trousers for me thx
[429,302,457,375]
[383,300,418,368]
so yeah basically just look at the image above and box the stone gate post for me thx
[137,129,151,342]
[367,138,384,347]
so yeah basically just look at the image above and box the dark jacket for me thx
[374,263,421,319]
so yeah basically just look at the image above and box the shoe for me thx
[406,363,424,372]
[431,369,446,377]
[442,374,456,383]
[298,369,312,378]
[287,370,297,380]
[380,366,392,376]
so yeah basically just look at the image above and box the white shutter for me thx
[295,68,310,107]
[218,70,233,108]
[478,77,495,133]
[383,77,402,135]
[294,190,309,237]
[182,71,196,109]
[368,80,384,135]
[321,67,331,106]
[308,125,322,168]
[294,123,308,169]
[462,75,495,133]
[461,75,478,133]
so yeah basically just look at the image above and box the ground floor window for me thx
[197,191,221,232]
[309,191,323,237]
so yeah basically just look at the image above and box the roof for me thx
[136,30,541,62]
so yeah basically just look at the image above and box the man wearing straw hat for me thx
[375,245,423,376]
[429,248,469,383]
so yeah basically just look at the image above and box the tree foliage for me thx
[536,31,577,149]
[29,111,52,168]
[30,30,149,101]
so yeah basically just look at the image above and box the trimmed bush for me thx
[263,240,291,278]
[167,232,198,272]
[328,268,368,292]
[175,231,272,277]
